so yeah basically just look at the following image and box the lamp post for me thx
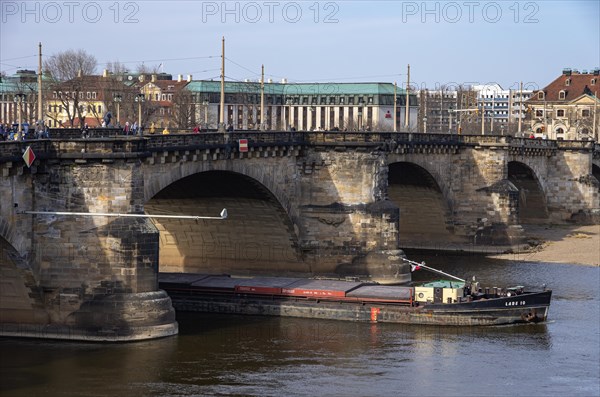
[135,93,145,135]
[13,93,26,140]
[202,99,209,130]
[113,94,122,127]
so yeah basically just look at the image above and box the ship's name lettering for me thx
[505,300,526,306]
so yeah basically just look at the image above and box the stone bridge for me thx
[1,131,598,341]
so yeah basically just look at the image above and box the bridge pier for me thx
[0,144,178,342]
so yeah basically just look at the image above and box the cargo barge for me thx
[159,261,552,326]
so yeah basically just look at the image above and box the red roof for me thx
[530,72,599,102]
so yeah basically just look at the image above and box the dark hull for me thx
[164,289,552,326]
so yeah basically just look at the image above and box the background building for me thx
[0,70,40,127]
[526,69,600,140]
[185,81,419,132]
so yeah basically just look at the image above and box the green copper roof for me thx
[185,81,408,96]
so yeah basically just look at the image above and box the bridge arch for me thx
[508,161,549,223]
[387,161,459,248]
[143,157,297,223]
[592,163,600,185]
[144,169,305,276]
[0,217,15,252]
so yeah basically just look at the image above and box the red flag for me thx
[410,264,421,272]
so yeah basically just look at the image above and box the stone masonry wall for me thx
[297,149,401,274]
[31,160,160,322]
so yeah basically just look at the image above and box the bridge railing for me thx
[2,131,598,163]
[0,138,147,162]
[555,140,596,150]
[143,131,305,150]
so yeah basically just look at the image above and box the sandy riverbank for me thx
[489,224,600,266]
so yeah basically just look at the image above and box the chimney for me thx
[151,74,157,82]
[102,69,108,78]
[187,74,192,82]
[77,69,82,78]
[177,74,183,82]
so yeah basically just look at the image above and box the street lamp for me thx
[13,93,26,140]
[113,94,122,126]
[135,93,145,135]
[202,99,209,130]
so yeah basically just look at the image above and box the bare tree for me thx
[171,90,196,129]
[44,49,97,82]
[105,61,129,75]
[43,49,97,127]
[136,63,162,75]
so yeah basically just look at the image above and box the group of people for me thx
[122,121,143,135]
[0,121,50,141]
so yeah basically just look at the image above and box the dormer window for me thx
[592,78,597,85]
[538,91,545,100]
[559,90,566,100]
[565,78,571,86]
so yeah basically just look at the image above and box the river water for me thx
[1,255,599,397]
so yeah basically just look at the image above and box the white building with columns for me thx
[185,81,419,131]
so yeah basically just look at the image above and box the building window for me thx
[535,109,543,117]
[559,91,566,100]
[592,79,597,85]
[538,91,544,100]
[582,109,591,117]
[556,128,564,134]
[565,78,570,86]
[92,92,97,99]
[556,109,565,117]
[87,92,91,99]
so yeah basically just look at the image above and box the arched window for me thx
[538,91,544,100]
[556,128,564,134]
[559,91,566,100]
